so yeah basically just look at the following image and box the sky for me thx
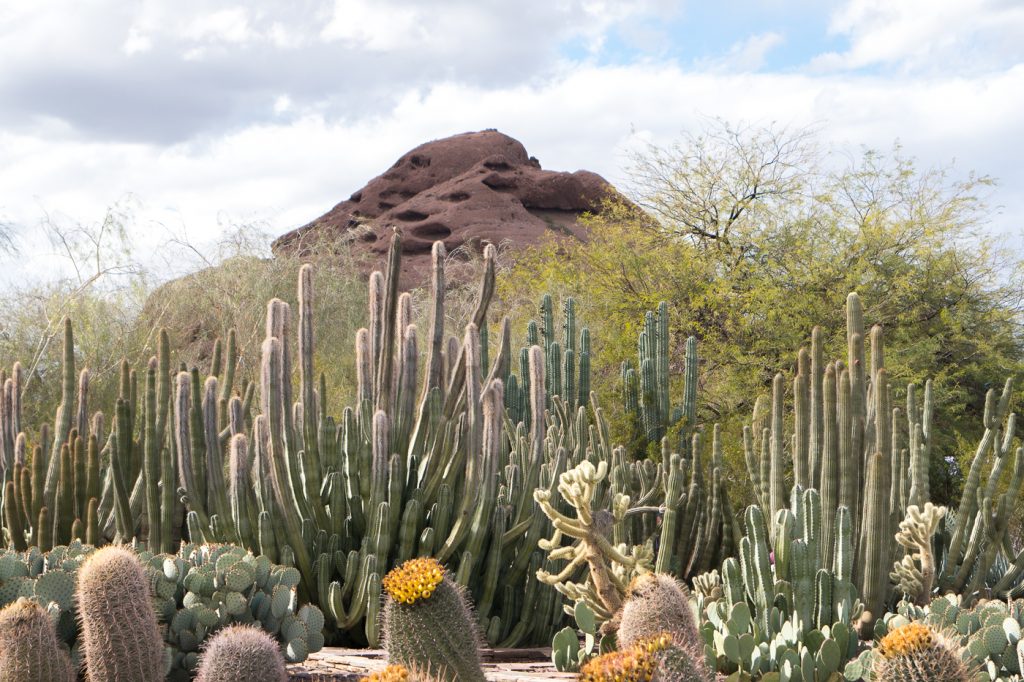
[1,0,1023,284]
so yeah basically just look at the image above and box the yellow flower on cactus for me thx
[578,634,672,682]
[382,558,445,605]
[363,664,410,681]
[878,622,934,658]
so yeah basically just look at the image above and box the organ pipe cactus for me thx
[621,302,697,457]
[699,488,865,679]
[743,293,935,627]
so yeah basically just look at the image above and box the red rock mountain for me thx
[272,129,620,287]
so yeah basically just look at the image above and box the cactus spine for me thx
[0,597,75,682]
[195,624,288,682]
[76,545,165,681]
[382,557,485,682]
[872,622,971,681]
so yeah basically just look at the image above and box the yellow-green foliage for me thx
[500,128,1024,510]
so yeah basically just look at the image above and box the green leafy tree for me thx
[500,120,1024,511]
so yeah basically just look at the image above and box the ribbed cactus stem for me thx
[260,337,314,594]
[195,625,288,682]
[77,546,165,681]
[769,373,786,531]
[794,350,810,489]
[43,317,75,513]
[0,598,75,682]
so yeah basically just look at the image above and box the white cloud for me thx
[320,0,424,50]
[816,0,1024,72]
[3,0,1023,288]
[703,32,785,72]
[3,59,1022,285]
[183,7,255,44]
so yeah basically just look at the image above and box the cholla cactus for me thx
[534,460,652,625]
[891,503,946,605]
[872,622,972,681]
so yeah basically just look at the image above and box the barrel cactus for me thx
[195,625,287,682]
[578,633,704,681]
[872,622,972,681]
[0,597,75,682]
[76,545,167,682]
[381,557,485,682]
[617,572,709,679]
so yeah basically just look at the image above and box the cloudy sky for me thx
[1,0,1022,282]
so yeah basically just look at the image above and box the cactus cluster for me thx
[933,377,1024,605]
[698,488,864,679]
[0,539,322,678]
[742,294,935,628]
[871,596,1024,681]
[617,304,734,584]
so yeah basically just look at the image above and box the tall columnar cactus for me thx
[195,625,288,682]
[621,302,698,457]
[743,293,936,624]
[76,545,166,682]
[0,597,75,682]
[381,557,485,682]
[872,622,972,681]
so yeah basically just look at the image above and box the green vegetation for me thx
[502,122,1024,514]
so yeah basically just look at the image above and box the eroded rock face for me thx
[272,129,618,286]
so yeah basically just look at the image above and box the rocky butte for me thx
[272,129,622,288]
